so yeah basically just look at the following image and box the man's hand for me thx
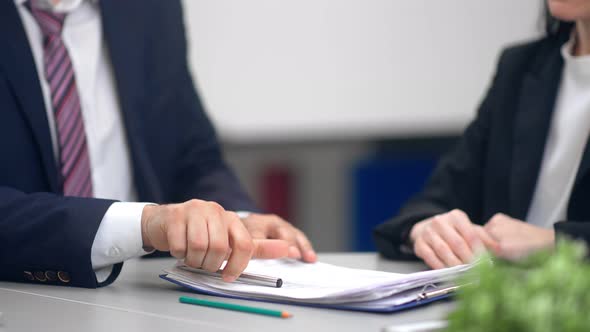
[140,200,289,282]
[241,213,317,263]
[484,213,555,260]
[410,209,499,269]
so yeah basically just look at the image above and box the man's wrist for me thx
[141,204,158,251]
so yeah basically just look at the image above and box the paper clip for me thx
[417,284,461,301]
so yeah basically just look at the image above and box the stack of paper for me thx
[161,259,471,313]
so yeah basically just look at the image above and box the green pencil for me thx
[179,296,293,319]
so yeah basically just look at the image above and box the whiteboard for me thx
[182,0,542,142]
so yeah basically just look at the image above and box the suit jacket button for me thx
[45,271,57,282]
[24,271,34,281]
[57,271,71,283]
[34,271,47,282]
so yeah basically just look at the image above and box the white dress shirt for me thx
[15,0,152,281]
[526,36,590,228]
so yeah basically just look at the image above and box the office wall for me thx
[182,0,541,143]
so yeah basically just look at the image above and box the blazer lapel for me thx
[0,1,60,192]
[573,115,590,184]
[509,45,564,220]
[567,133,590,220]
[100,0,163,202]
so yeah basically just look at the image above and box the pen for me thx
[179,296,292,318]
[178,265,283,288]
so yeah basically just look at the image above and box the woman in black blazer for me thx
[374,0,590,268]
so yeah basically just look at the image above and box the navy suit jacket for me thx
[374,32,590,259]
[0,1,257,288]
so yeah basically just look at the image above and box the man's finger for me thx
[167,214,188,259]
[248,229,267,239]
[201,214,229,272]
[288,246,302,259]
[272,223,300,259]
[275,226,297,245]
[252,239,289,259]
[184,213,208,268]
[242,215,271,238]
[295,229,317,263]
[223,221,255,282]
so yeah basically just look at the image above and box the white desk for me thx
[0,253,454,332]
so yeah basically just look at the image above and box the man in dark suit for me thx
[0,0,316,288]
[374,2,590,268]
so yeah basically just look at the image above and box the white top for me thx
[15,0,151,280]
[526,36,590,228]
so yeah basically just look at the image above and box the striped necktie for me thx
[27,0,94,197]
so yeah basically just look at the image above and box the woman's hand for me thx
[484,213,555,260]
[410,209,499,269]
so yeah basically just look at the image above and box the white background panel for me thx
[182,1,542,142]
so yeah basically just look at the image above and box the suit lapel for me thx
[100,0,163,202]
[0,1,60,192]
[509,44,564,220]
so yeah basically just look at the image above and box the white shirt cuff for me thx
[91,202,155,278]
[94,266,114,283]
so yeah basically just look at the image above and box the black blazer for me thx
[374,33,590,259]
[0,1,256,287]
